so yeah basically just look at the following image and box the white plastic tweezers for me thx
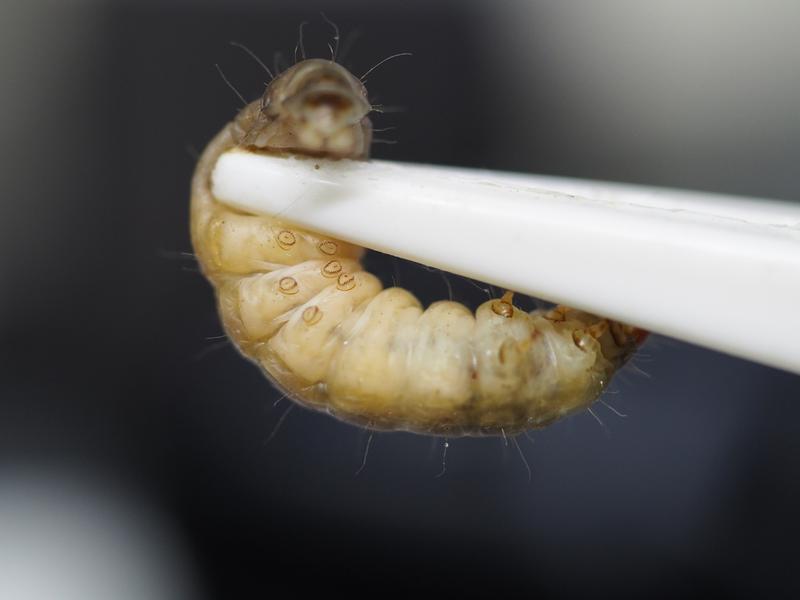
[211,151,800,375]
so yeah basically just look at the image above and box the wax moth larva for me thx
[190,57,647,436]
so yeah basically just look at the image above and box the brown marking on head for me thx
[232,58,372,159]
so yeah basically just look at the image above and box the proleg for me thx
[190,57,648,436]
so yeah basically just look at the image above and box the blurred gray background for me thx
[2,0,799,598]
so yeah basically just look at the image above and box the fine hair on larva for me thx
[190,47,649,437]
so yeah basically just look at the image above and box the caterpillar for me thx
[190,57,648,436]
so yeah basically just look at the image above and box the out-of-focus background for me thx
[2,0,799,597]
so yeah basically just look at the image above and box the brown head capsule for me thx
[232,58,372,160]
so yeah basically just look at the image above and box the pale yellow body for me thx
[191,125,645,436]
[191,59,644,436]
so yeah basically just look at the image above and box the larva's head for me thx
[233,58,372,159]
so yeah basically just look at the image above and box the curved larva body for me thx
[191,59,646,436]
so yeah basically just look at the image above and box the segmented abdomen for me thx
[191,125,640,436]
